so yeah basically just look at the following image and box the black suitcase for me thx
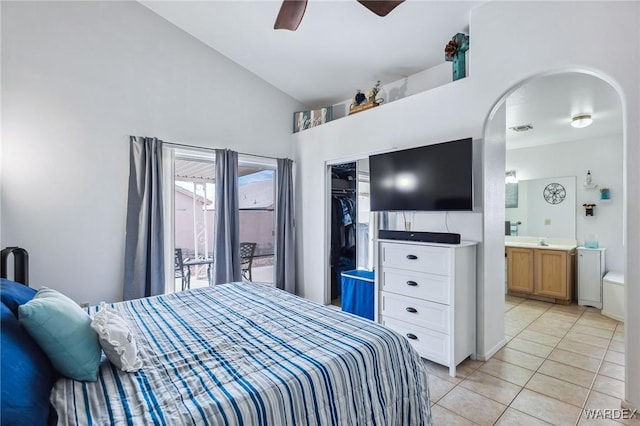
[1,246,29,286]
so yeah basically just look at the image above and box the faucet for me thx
[539,237,548,246]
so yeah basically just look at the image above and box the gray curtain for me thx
[212,149,241,284]
[123,136,165,300]
[275,158,295,293]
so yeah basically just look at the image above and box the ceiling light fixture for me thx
[509,124,533,132]
[571,114,593,128]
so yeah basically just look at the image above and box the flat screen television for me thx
[369,138,473,211]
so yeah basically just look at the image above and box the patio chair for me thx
[174,248,191,291]
[240,242,257,281]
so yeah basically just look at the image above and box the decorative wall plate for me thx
[543,183,566,204]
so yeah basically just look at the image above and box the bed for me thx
[3,280,432,425]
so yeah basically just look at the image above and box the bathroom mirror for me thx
[505,176,576,239]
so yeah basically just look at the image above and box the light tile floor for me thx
[426,295,637,425]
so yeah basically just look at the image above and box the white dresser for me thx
[375,239,477,377]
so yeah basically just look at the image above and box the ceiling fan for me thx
[274,0,405,31]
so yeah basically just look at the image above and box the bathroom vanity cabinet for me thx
[506,245,576,304]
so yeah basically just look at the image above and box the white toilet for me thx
[602,272,625,322]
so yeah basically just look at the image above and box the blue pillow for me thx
[1,303,56,425]
[1,278,36,317]
[18,287,101,382]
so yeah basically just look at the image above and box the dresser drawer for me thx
[382,316,449,365]
[380,292,450,334]
[380,242,450,275]
[381,269,450,304]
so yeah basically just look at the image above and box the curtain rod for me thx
[130,137,285,162]
[165,141,281,161]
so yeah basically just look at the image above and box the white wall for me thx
[388,212,484,242]
[507,176,577,239]
[331,63,452,120]
[294,1,639,407]
[1,1,304,304]
[527,177,576,238]
[294,76,486,302]
[507,136,624,272]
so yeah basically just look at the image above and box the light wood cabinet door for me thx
[506,247,534,294]
[535,249,568,299]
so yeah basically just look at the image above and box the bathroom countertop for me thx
[505,236,577,251]
[505,241,577,251]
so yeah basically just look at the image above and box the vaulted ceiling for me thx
[141,1,622,148]
[140,0,479,107]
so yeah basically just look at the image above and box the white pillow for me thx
[90,303,142,373]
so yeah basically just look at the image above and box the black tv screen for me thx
[369,138,473,211]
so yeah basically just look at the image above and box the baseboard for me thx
[601,310,624,322]
[622,399,639,412]
[475,337,508,361]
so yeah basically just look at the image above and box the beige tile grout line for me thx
[493,297,573,425]
[429,297,623,425]
[497,298,621,426]
[460,297,617,425]
[574,325,616,426]
[511,302,610,425]
[429,296,547,424]
[577,320,625,424]
[429,297,537,424]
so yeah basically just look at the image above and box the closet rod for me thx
[130,137,284,161]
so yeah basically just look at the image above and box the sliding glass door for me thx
[163,148,276,292]
[171,149,216,291]
[238,155,276,284]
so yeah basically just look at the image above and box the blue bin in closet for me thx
[341,269,375,320]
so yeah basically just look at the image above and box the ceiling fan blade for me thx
[274,0,308,31]
[357,0,405,17]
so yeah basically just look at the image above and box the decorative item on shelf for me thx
[600,187,611,200]
[444,32,469,81]
[366,80,381,102]
[582,203,596,216]
[348,81,384,115]
[584,170,597,188]
[584,233,599,249]
[402,211,415,231]
[293,106,333,133]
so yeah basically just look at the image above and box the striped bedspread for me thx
[51,282,432,425]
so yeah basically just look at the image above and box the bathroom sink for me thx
[505,241,576,251]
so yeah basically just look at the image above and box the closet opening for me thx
[330,162,357,307]
[327,158,372,309]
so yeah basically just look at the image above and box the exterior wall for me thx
[174,191,212,258]
[174,179,275,258]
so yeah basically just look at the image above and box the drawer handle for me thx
[405,307,418,313]
[406,280,418,286]
[406,254,418,260]
[406,333,418,340]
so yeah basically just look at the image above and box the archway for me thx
[482,69,629,418]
